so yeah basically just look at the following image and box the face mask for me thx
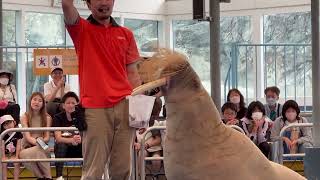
[230,96,240,104]
[286,112,297,121]
[267,98,277,106]
[252,112,263,120]
[0,78,9,85]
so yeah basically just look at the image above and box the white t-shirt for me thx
[43,81,70,99]
[0,84,17,103]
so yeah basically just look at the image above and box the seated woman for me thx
[19,92,52,180]
[0,69,20,124]
[44,67,70,118]
[240,101,273,157]
[53,92,82,180]
[270,100,312,157]
[227,89,247,120]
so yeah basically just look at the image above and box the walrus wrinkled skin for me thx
[133,50,306,180]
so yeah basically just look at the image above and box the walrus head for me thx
[133,49,204,102]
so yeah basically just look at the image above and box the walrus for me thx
[132,49,306,180]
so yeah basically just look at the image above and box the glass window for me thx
[2,51,16,83]
[25,12,65,46]
[124,19,159,53]
[114,17,121,25]
[264,12,311,44]
[3,10,16,46]
[173,16,252,102]
[263,12,311,109]
[173,20,211,93]
[2,11,17,98]
[25,12,65,100]
[220,16,252,101]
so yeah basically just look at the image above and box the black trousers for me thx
[54,143,82,177]
[258,141,271,158]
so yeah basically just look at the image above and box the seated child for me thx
[271,100,312,157]
[1,115,22,180]
[221,102,240,126]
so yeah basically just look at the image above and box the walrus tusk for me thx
[131,78,166,96]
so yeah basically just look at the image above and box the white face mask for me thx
[267,98,277,106]
[230,96,240,104]
[0,78,9,85]
[252,112,263,120]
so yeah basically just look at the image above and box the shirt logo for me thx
[117,36,126,40]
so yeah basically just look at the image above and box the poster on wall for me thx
[33,49,78,75]
[52,0,87,9]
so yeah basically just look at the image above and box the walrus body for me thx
[134,50,306,180]
[164,91,304,180]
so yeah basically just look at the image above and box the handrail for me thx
[138,125,244,180]
[228,125,245,134]
[0,127,82,178]
[234,43,311,47]
[140,126,166,180]
[277,123,313,164]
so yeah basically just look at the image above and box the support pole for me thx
[304,0,320,179]
[209,0,221,109]
[0,0,3,69]
[311,0,320,148]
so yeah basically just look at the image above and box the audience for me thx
[264,86,283,121]
[1,76,315,179]
[44,67,70,118]
[0,69,20,124]
[227,89,247,119]
[270,100,312,156]
[1,115,22,180]
[240,101,272,157]
[53,92,82,180]
[19,92,52,180]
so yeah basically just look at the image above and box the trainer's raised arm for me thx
[62,0,79,25]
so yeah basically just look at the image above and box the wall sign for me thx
[34,49,78,75]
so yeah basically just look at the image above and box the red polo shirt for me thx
[66,16,140,108]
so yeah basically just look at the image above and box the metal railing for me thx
[0,127,83,178]
[224,43,312,111]
[277,123,313,164]
[228,124,245,134]
[137,124,245,180]
[139,126,166,180]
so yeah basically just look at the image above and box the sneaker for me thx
[56,176,64,180]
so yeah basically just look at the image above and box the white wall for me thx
[166,0,311,18]
[3,0,166,20]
